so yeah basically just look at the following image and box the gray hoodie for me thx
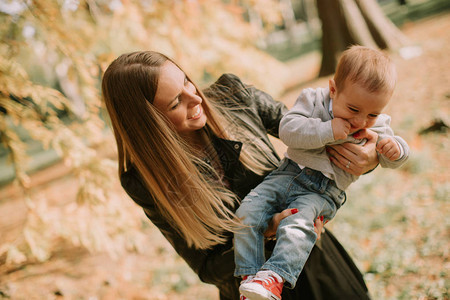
[279,87,409,190]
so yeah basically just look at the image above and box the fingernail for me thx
[291,208,298,214]
[353,132,360,138]
[320,216,324,221]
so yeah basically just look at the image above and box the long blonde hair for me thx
[102,51,271,249]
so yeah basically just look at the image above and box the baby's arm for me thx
[280,88,335,149]
[377,137,401,161]
[370,114,409,168]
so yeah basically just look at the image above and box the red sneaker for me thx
[239,270,283,300]
[240,275,254,300]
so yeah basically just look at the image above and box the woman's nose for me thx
[188,96,202,106]
[183,84,202,105]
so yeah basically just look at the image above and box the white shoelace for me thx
[241,275,255,284]
[254,270,283,284]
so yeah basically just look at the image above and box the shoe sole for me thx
[239,283,280,300]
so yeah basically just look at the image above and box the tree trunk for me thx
[317,0,350,76]
[317,0,409,76]
[355,0,409,49]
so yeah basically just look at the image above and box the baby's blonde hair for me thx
[334,45,397,94]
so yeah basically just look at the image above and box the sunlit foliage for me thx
[0,0,288,264]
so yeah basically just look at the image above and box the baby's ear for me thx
[329,79,337,98]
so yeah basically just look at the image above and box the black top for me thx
[120,74,371,299]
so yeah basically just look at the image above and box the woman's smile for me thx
[189,105,203,120]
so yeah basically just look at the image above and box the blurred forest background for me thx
[0,0,449,299]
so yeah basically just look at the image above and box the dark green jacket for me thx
[121,74,371,299]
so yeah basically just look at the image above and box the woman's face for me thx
[153,61,207,138]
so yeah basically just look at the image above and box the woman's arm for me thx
[213,74,289,136]
[265,208,325,240]
[250,87,288,137]
[326,129,379,176]
[120,168,235,286]
[142,206,236,285]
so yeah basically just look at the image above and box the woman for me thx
[101,51,377,299]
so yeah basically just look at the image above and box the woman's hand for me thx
[264,209,325,240]
[326,129,379,176]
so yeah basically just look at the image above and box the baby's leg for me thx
[262,191,336,288]
[234,173,293,278]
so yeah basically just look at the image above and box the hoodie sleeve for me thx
[279,88,335,149]
[370,114,410,169]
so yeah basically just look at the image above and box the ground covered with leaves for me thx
[0,13,449,300]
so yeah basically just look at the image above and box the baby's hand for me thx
[332,118,351,140]
[376,138,401,160]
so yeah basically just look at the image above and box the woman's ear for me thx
[329,79,337,99]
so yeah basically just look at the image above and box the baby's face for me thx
[330,79,391,134]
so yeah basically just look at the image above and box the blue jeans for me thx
[234,158,346,288]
